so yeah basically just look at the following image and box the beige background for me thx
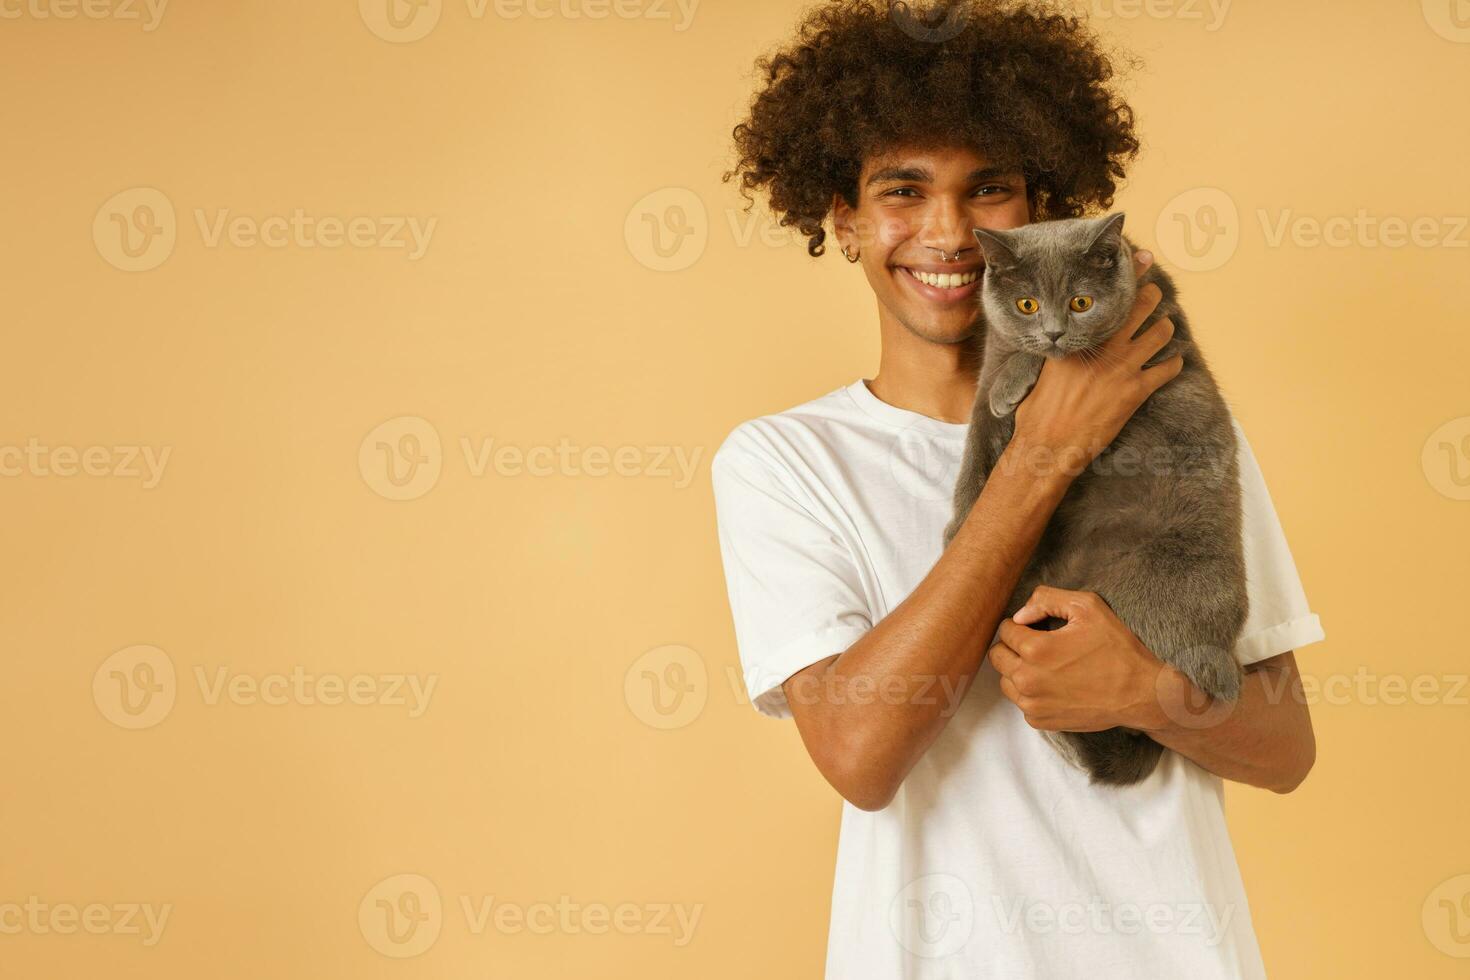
[1,0,1467,976]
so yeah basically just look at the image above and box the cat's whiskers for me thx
[1075,341,1127,371]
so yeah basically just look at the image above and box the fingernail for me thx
[1137,249,1153,266]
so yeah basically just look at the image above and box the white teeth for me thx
[903,268,979,288]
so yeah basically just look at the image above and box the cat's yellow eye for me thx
[1016,297,1039,315]
[1070,296,1094,313]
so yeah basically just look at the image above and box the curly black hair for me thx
[723,0,1143,257]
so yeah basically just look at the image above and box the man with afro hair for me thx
[711,1,1323,976]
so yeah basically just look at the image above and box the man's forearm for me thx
[785,436,1072,810]
[1142,652,1316,793]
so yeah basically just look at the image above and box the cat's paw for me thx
[987,355,1042,418]
[988,385,1027,418]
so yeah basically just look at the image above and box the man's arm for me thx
[783,256,1181,811]
[989,588,1315,794]
[782,438,1076,811]
[1148,651,1315,793]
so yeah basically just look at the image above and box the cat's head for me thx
[971,212,1138,358]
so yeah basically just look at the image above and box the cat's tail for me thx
[1068,728,1165,786]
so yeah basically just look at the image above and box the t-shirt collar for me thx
[844,378,970,440]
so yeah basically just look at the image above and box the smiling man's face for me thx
[833,144,1033,345]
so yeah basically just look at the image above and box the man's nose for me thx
[920,203,974,259]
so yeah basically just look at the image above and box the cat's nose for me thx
[1042,327,1065,341]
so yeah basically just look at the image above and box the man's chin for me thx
[900,313,982,345]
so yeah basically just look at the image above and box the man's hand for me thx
[988,585,1165,733]
[990,584,1317,793]
[1010,252,1182,468]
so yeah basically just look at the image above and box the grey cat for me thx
[942,212,1248,786]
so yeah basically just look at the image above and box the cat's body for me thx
[943,213,1247,786]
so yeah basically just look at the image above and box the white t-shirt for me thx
[710,377,1325,980]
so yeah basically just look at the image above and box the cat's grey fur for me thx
[942,212,1247,786]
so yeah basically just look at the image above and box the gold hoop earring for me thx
[842,244,860,263]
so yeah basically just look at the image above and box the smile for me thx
[899,267,980,289]
[895,265,984,304]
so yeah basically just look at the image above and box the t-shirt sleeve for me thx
[1231,417,1326,667]
[710,424,874,719]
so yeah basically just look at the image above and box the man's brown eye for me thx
[1016,297,1039,314]
[1070,296,1094,312]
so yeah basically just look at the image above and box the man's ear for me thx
[830,192,858,250]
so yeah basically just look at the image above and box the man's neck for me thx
[866,315,982,425]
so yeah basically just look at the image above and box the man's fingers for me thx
[989,641,1022,675]
[1013,584,1081,624]
[1107,282,1164,352]
[1010,603,1050,627]
[1141,351,1186,391]
[1108,244,1160,355]
[1132,247,1154,280]
[996,618,1039,656]
[1131,314,1177,366]
[998,674,1024,706]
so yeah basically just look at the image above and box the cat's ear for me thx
[1083,212,1127,269]
[972,227,1018,269]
